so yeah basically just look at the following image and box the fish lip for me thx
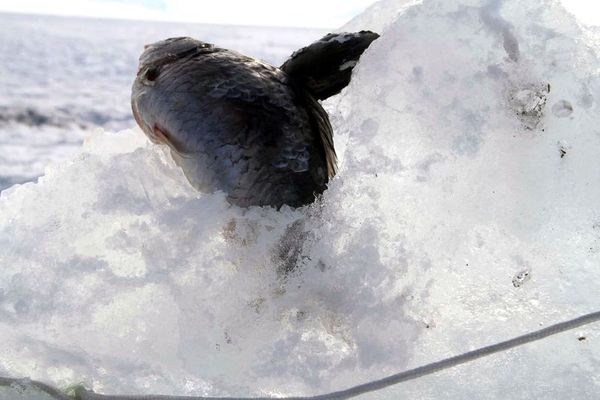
[131,101,163,145]
[131,101,146,132]
[151,123,196,159]
[132,88,192,159]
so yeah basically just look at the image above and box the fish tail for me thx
[280,31,379,100]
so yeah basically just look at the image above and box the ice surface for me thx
[1,0,600,399]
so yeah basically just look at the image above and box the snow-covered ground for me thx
[1,0,600,399]
[0,13,325,190]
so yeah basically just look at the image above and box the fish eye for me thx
[141,66,159,86]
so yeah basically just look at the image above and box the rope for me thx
[73,310,600,400]
[2,311,599,400]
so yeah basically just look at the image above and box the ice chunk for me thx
[327,0,600,396]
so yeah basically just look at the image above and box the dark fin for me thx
[280,31,379,100]
[303,93,337,179]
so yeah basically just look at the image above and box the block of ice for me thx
[1,0,599,398]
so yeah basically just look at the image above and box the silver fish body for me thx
[132,33,378,208]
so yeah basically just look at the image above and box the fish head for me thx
[131,37,213,150]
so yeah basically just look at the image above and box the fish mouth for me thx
[132,90,193,159]
[146,121,195,160]
[149,124,195,159]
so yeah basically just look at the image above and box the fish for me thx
[131,31,379,208]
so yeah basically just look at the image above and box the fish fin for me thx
[303,93,337,179]
[280,31,379,100]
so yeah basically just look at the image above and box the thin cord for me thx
[71,310,600,400]
[1,311,598,400]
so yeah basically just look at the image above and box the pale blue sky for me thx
[0,0,377,28]
[0,0,599,28]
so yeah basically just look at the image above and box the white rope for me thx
[72,310,600,400]
[2,311,599,400]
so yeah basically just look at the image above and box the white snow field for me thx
[1,0,600,399]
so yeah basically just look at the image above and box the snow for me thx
[1,0,600,399]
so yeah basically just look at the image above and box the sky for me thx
[0,0,378,29]
[0,0,599,28]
